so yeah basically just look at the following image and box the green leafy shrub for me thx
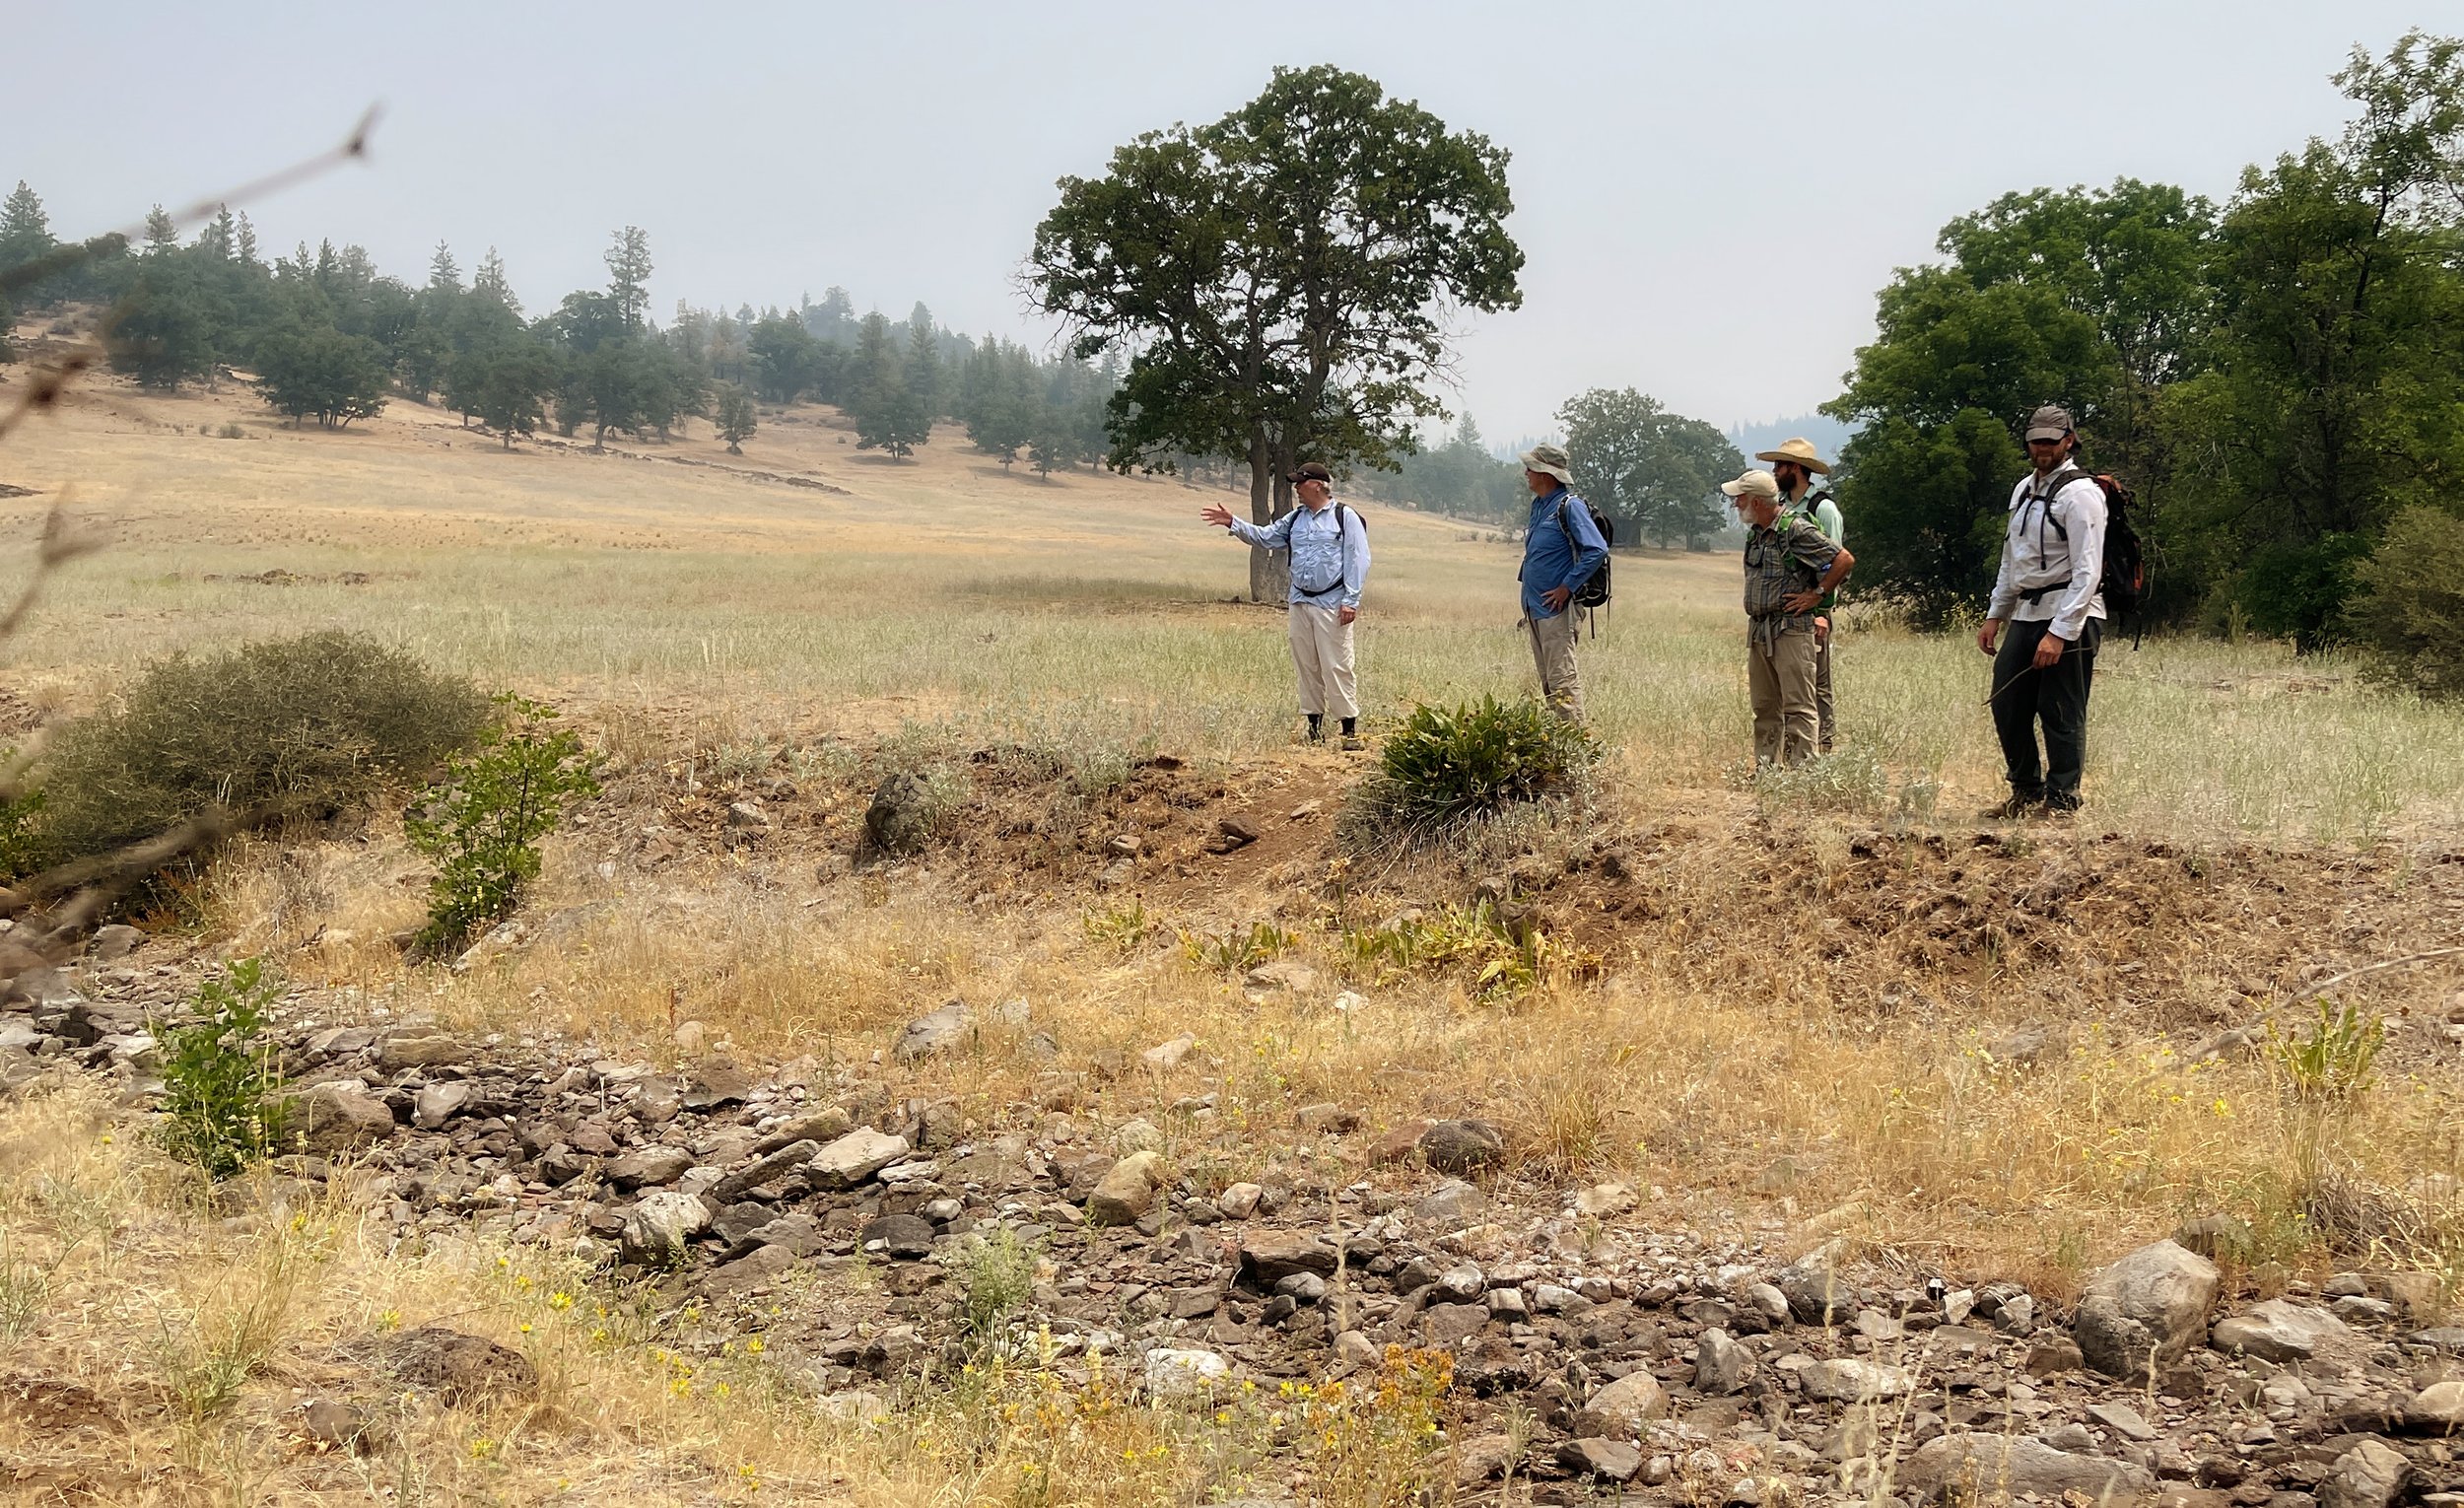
[1348,696,1594,847]
[155,958,288,1179]
[405,695,599,949]
[2348,505,2464,701]
[27,632,490,868]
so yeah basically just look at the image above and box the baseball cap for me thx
[1720,468,1780,502]
[2024,405,2076,443]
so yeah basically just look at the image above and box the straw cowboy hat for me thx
[1753,437,1831,476]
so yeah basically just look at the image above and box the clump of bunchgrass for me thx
[1345,696,1595,851]
[951,1226,1042,1346]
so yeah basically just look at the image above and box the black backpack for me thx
[2032,468,2149,646]
[1556,494,1613,609]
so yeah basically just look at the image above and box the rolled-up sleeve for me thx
[2048,480,2106,641]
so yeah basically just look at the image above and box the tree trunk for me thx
[1246,430,1279,603]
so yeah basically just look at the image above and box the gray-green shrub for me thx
[28,632,490,867]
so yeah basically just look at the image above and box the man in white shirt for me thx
[1976,405,2106,816]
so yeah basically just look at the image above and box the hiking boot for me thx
[2041,794,2082,819]
[1339,735,1366,753]
[1978,793,2043,820]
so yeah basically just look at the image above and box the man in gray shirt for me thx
[1203,461,1372,749]
[1977,405,2106,816]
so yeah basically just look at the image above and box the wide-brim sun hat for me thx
[1753,437,1831,475]
[1520,444,1575,487]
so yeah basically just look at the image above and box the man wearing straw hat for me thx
[1723,467,1854,768]
[1516,443,1608,722]
[1757,437,1844,753]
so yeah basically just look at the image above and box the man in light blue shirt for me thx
[1202,460,1372,749]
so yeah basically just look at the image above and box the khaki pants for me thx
[1287,603,1358,719]
[1814,622,1835,753]
[1749,626,1818,767]
[1526,608,1584,721]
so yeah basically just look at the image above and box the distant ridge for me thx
[1727,413,1856,466]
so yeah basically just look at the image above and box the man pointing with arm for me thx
[1202,460,1372,750]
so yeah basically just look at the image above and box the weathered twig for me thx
[0,105,377,306]
[22,809,235,947]
[2280,947,2464,1011]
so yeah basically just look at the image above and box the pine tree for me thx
[428,241,461,294]
[856,370,929,459]
[196,205,238,261]
[234,212,260,267]
[143,206,179,254]
[904,308,943,420]
[0,182,55,307]
[472,246,519,316]
[714,382,757,453]
[605,226,652,332]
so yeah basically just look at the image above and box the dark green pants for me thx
[1992,618,2098,807]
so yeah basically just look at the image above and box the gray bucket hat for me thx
[1520,444,1575,487]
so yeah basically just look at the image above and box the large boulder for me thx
[1902,1435,2154,1501]
[620,1191,711,1268]
[808,1129,911,1190]
[709,1139,822,1204]
[292,1083,398,1153]
[1780,1243,1851,1325]
[1416,1119,1505,1174]
[1238,1231,1337,1283]
[2211,1298,2359,1362]
[1086,1150,1163,1226]
[2317,1438,2410,1508]
[864,772,935,857]
[1695,1328,1752,1396]
[892,1001,973,1062]
[1583,1371,1669,1435]
[2074,1239,2219,1379]
[1799,1359,1913,1403]
[383,1327,536,1405]
[2402,1378,2464,1433]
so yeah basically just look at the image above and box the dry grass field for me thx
[4,371,2464,1505]
[7,375,2462,842]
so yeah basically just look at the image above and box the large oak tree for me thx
[1030,65,1522,600]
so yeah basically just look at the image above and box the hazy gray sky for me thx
[11,1,2441,441]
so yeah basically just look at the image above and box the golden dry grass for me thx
[6,374,2464,1505]
[5,377,2461,841]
